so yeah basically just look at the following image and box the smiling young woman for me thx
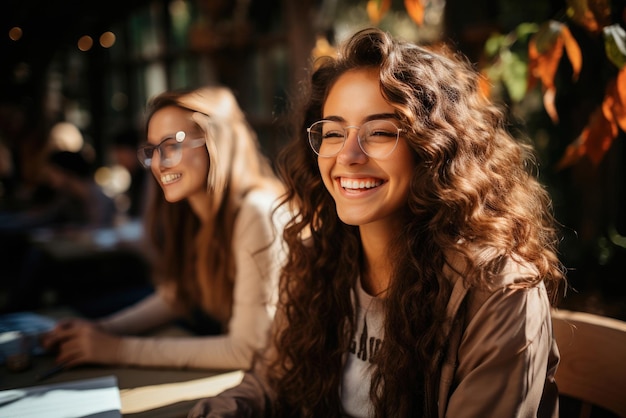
[143,105,210,204]
[188,28,566,418]
[42,86,289,372]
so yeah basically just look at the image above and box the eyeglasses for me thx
[137,131,206,168]
[307,119,402,159]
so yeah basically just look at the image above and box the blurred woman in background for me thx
[43,86,288,370]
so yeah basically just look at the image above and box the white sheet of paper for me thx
[0,375,121,418]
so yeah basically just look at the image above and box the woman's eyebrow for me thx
[145,133,177,146]
[364,113,398,122]
[321,113,398,123]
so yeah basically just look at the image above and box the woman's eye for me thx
[366,130,395,143]
[161,141,179,152]
[322,131,344,143]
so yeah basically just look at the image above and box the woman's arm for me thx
[114,190,286,370]
[98,291,178,335]
[444,281,559,418]
[187,368,272,418]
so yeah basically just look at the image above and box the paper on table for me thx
[0,375,121,418]
[120,370,244,414]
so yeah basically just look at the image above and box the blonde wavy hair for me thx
[143,86,282,326]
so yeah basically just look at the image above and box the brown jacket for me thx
[188,255,560,418]
[433,255,559,417]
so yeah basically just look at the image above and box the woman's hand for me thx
[40,318,122,368]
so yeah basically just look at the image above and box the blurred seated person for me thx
[1,150,115,231]
[41,86,289,371]
[1,150,122,313]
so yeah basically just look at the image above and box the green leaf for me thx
[603,24,626,69]
[485,34,505,57]
[515,22,539,40]
[534,21,563,54]
[501,51,528,102]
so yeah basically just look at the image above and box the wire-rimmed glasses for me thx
[307,119,402,159]
[137,130,206,168]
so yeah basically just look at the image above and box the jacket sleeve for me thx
[111,191,287,370]
[185,296,286,417]
[186,368,272,418]
[444,281,559,418]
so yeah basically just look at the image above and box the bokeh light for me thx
[78,35,93,51]
[111,92,128,111]
[95,164,131,197]
[99,31,116,48]
[9,27,22,41]
[48,122,84,152]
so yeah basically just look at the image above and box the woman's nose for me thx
[336,129,367,165]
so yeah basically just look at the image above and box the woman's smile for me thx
[338,177,384,191]
[160,172,182,185]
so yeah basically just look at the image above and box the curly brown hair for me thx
[267,28,566,417]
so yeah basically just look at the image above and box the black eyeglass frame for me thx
[137,130,206,168]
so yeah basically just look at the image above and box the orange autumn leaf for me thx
[367,0,392,25]
[556,73,626,170]
[566,0,611,34]
[555,133,586,170]
[528,28,563,122]
[601,79,618,137]
[528,21,582,123]
[577,68,626,165]
[609,67,626,132]
[543,87,559,124]
[556,107,615,169]
[585,108,616,165]
[528,22,563,90]
[478,71,491,99]
[404,0,425,26]
[566,0,601,33]
[561,25,583,81]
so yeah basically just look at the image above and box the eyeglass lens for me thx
[137,130,203,168]
[138,138,184,168]
[308,120,400,158]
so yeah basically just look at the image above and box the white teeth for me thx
[161,173,181,184]
[340,178,382,189]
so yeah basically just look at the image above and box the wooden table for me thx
[0,353,243,417]
[0,310,243,417]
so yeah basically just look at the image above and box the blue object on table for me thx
[0,312,56,364]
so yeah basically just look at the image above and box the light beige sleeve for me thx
[98,291,179,335]
[113,190,286,370]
